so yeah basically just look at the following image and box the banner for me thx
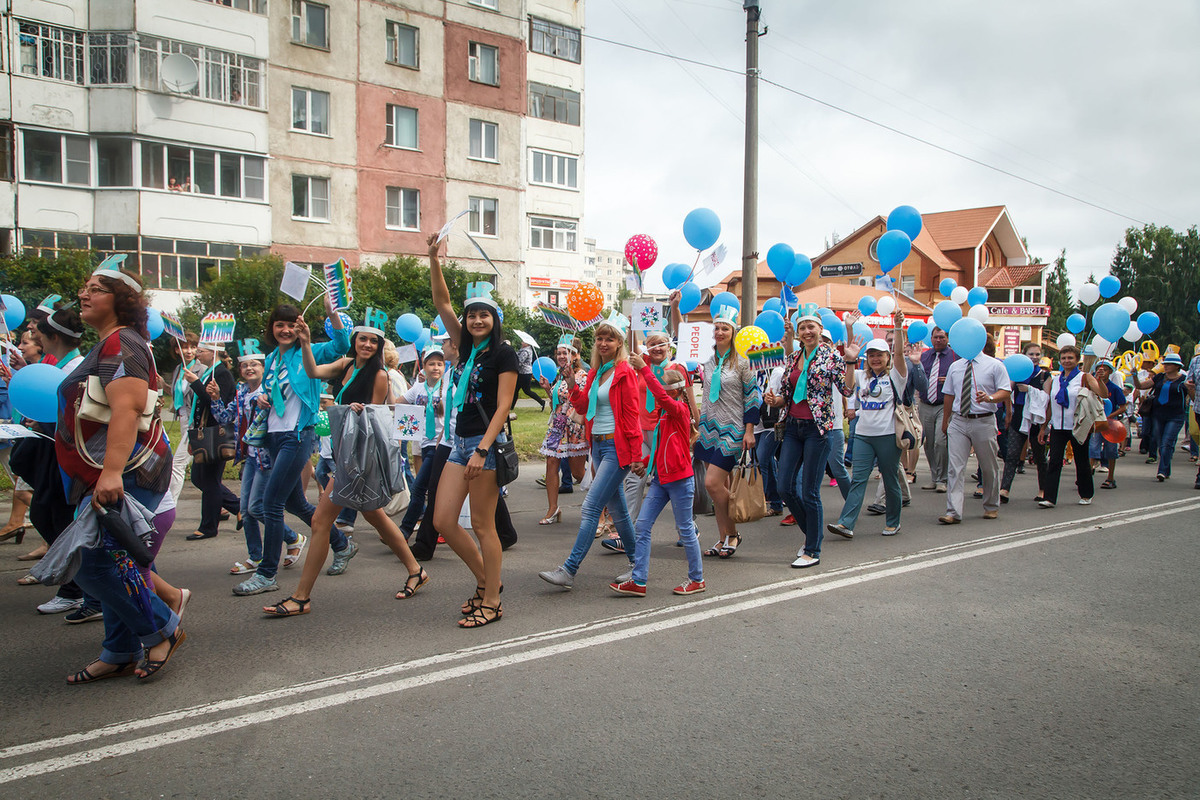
[632,301,665,332]
[677,322,715,364]
[199,312,235,344]
[536,303,601,332]
[392,404,425,442]
[746,343,786,372]
[161,311,185,341]
[323,258,354,310]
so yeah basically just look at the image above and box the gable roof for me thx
[978,263,1045,288]
[922,206,1006,251]
[810,215,963,276]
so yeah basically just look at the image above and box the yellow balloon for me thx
[734,325,769,357]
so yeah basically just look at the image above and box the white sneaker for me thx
[791,554,820,568]
[1078,497,1092,505]
[1038,500,1056,508]
[882,525,900,536]
[37,596,83,614]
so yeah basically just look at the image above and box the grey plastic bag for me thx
[328,405,405,511]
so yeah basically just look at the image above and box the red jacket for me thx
[570,360,644,468]
[637,365,694,484]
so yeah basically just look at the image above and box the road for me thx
[0,449,1197,799]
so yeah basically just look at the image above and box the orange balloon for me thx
[1101,420,1126,444]
[567,282,604,321]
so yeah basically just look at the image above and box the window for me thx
[386,21,418,68]
[291,87,330,134]
[96,138,133,187]
[140,141,264,199]
[901,275,916,296]
[89,32,131,85]
[18,21,86,84]
[137,36,264,108]
[21,131,91,185]
[469,119,498,161]
[528,82,580,125]
[244,158,265,200]
[530,17,581,63]
[468,42,498,85]
[468,197,497,237]
[219,153,241,197]
[292,175,330,220]
[200,0,268,12]
[291,1,329,48]
[386,187,420,230]
[386,104,419,149]
[1013,287,1043,304]
[529,217,577,252]
[0,126,13,182]
[529,149,577,189]
[468,0,498,8]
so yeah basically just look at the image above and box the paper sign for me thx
[437,209,470,245]
[160,311,185,340]
[633,301,665,332]
[365,307,390,332]
[625,273,643,294]
[281,261,312,301]
[323,259,354,310]
[0,423,52,441]
[538,303,579,330]
[677,322,715,364]
[746,343,786,372]
[200,312,236,344]
[397,344,418,364]
[392,404,424,442]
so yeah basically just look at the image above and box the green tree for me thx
[1109,224,1200,355]
[0,250,96,316]
[1044,249,1071,332]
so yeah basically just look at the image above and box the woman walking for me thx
[536,334,588,525]
[182,342,240,541]
[1134,353,1194,481]
[1038,345,1108,507]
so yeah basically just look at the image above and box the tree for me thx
[0,249,96,314]
[1109,224,1200,355]
[1044,249,1071,332]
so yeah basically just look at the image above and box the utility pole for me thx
[740,0,762,327]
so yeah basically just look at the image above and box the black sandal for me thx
[461,584,503,615]
[702,539,727,557]
[263,596,311,617]
[135,629,187,680]
[458,603,502,628]
[67,659,136,685]
[396,569,429,600]
[718,533,741,559]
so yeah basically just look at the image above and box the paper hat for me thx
[91,254,142,292]
[351,325,386,339]
[238,353,266,363]
[796,302,822,324]
[44,310,83,339]
[864,338,890,354]
[422,344,445,360]
[712,306,739,326]
[1161,353,1184,366]
[601,311,630,335]
[556,333,578,352]
[239,338,263,357]
[464,281,499,311]
[36,294,63,315]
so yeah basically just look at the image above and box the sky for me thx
[581,0,1200,292]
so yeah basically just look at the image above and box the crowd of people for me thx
[2,243,1199,685]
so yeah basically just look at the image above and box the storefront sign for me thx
[819,262,863,278]
[988,305,1049,318]
[528,277,580,290]
[1003,326,1022,357]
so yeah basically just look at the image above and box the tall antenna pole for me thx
[741,1,762,327]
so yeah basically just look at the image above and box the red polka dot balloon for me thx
[567,282,605,321]
[624,234,658,272]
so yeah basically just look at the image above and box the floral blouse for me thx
[779,342,849,433]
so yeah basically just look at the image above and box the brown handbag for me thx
[727,451,767,525]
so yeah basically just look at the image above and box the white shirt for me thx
[403,380,444,449]
[851,367,905,437]
[754,367,784,434]
[942,355,1011,415]
[1047,369,1083,430]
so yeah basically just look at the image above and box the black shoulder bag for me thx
[473,399,519,486]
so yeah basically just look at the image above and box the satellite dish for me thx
[160,53,199,93]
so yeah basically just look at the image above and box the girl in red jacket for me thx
[539,313,643,589]
[610,352,705,597]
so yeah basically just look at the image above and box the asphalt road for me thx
[1,448,1197,799]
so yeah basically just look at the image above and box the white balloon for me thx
[1123,321,1143,341]
[1078,283,1100,306]
[875,295,896,316]
[1117,296,1138,314]
[967,304,990,323]
[950,286,969,305]
[1091,335,1114,357]
[1056,333,1076,348]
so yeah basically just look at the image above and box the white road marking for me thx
[1,499,1195,785]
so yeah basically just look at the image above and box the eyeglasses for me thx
[80,284,113,296]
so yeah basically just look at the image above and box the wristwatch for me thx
[474,447,488,458]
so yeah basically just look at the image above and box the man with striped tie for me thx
[938,340,1011,524]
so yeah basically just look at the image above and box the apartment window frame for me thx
[0,125,13,182]
[528,81,580,125]
[137,140,266,200]
[291,86,330,135]
[468,119,499,163]
[385,104,419,150]
[291,0,330,50]
[199,0,268,12]
[529,17,581,63]
[528,149,578,190]
[88,32,132,85]
[468,0,499,9]
[468,41,499,86]
[17,21,86,85]
[20,130,92,186]
[468,196,498,237]
[529,216,577,252]
[292,174,331,221]
[385,20,419,69]
[385,186,421,231]
[136,35,264,108]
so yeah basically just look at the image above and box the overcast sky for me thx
[582,0,1200,291]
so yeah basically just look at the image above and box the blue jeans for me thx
[755,430,783,510]
[777,418,831,558]
[564,439,635,575]
[260,428,346,580]
[1152,413,1186,477]
[241,463,297,562]
[838,433,903,529]
[632,476,701,584]
[825,428,851,500]
[844,416,859,464]
[400,444,437,533]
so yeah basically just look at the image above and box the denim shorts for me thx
[447,432,497,470]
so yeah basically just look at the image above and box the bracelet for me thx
[843,358,857,364]
[474,447,488,458]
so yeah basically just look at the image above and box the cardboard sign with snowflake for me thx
[392,404,424,441]
[632,301,665,332]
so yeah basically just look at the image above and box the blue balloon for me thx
[876,230,912,272]
[685,360,699,373]
[850,319,872,345]
[532,356,557,383]
[1092,302,1131,343]
[1103,398,1113,415]
[966,287,989,307]
[817,307,833,317]
[1098,275,1121,299]
[906,320,928,342]
[766,243,795,281]
[948,318,987,360]
[755,310,785,343]
[325,312,353,339]
[787,254,812,287]
[857,296,877,316]
[678,282,702,314]
[395,312,423,342]
[146,308,165,340]
[1066,313,1086,334]
[938,278,957,298]
[710,291,739,319]
[8,363,65,423]
[887,205,923,240]
[416,328,433,350]
[1004,354,1035,383]
[1,294,25,331]
[682,208,721,251]
[431,314,448,336]
[762,298,783,315]
[821,314,846,344]
[662,262,691,291]
[1136,311,1159,334]
[932,300,963,332]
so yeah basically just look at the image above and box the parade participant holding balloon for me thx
[1000,343,1049,502]
[540,312,641,589]
[168,332,200,501]
[938,325,1011,524]
[765,303,848,569]
[233,297,349,597]
[0,331,41,549]
[1134,353,1194,482]
[827,311,908,538]
[864,329,925,514]
[514,339,546,412]
[1038,345,1107,508]
[263,321,427,617]
[535,335,588,525]
[1089,360,1128,489]
[182,341,239,541]
[55,265,184,683]
[918,326,958,493]
[693,306,759,560]
[427,234,517,628]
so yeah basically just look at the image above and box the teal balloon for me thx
[821,314,845,344]
[8,363,64,423]
[395,313,423,342]
[876,230,912,272]
[678,282,702,314]
[762,298,784,315]
[755,310,785,343]
[886,205,923,240]
[1066,313,1086,334]
[682,208,721,251]
[1004,354,1035,382]
[146,308,165,340]
[662,262,691,291]
[1098,275,1121,299]
[710,291,739,319]
[966,287,988,307]
[766,243,795,281]
[416,328,433,349]
[786,254,812,286]
[1136,311,1159,334]
[906,320,928,342]
[932,300,962,332]
[1092,302,1130,343]
[938,279,957,298]
[1,294,25,330]
[948,318,987,360]
[857,296,877,316]
[532,356,557,383]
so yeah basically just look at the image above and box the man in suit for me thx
[918,326,957,493]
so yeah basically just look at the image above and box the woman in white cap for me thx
[1134,352,1194,481]
[827,310,908,538]
[696,305,760,559]
[536,334,588,525]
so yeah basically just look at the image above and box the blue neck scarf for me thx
[451,342,488,415]
[645,363,666,413]
[1158,375,1176,405]
[174,359,198,411]
[587,361,616,421]
[791,346,820,404]
[425,380,441,439]
[335,362,362,403]
[1055,367,1079,408]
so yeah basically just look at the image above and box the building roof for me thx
[978,263,1045,288]
[790,283,933,314]
[922,206,1006,251]
[810,215,963,276]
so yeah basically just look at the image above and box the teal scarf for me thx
[645,363,666,413]
[587,361,615,421]
[174,358,198,411]
[451,341,487,415]
[57,349,80,369]
[335,363,361,403]
[425,380,441,439]
[791,347,820,404]
[708,349,730,404]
